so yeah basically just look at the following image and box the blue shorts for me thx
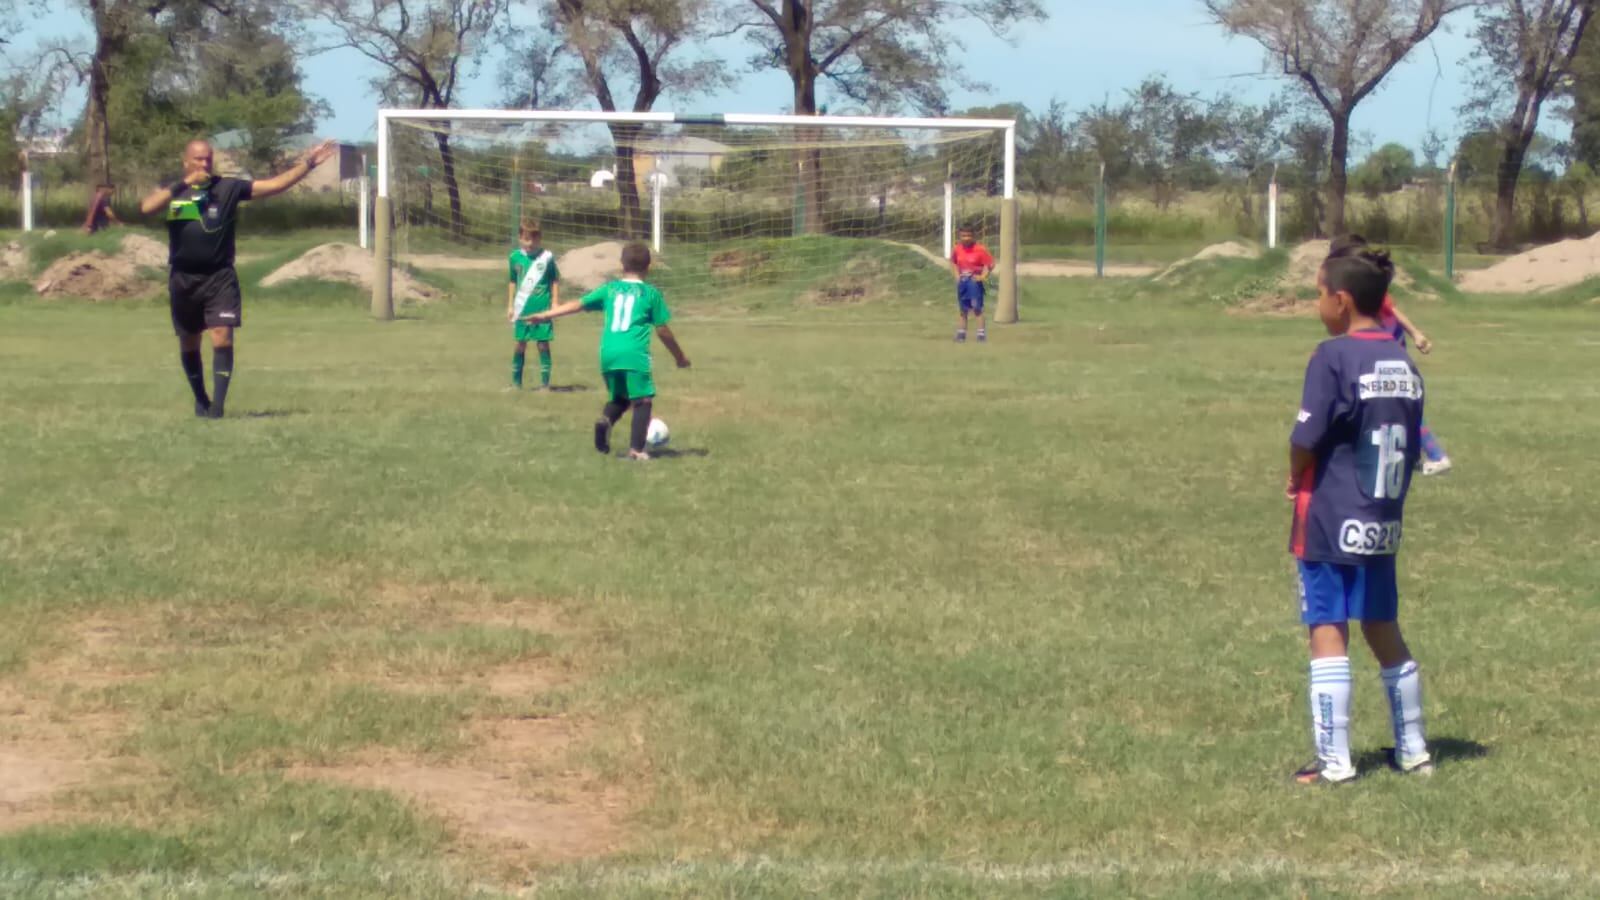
[1297,558,1398,625]
[958,277,985,313]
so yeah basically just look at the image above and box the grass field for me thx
[2,237,1599,898]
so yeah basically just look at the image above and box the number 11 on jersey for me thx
[610,293,637,332]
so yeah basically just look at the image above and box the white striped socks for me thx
[1381,660,1429,766]
[1309,656,1354,776]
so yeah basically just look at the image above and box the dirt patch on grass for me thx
[33,252,160,300]
[1020,261,1159,278]
[27,234,174,300]
[556,241,629,293]
[1227,239,1434,317]
[1,240,29,281]
[710,248,771,279]
[1458,231,1600,293]
[292,713,628,864]
[262,242,443,303]
[805,254,898,306]
[0,612,162,831]
[289,582,630,865]
[399,254,502,272]
[1227,294,1318,318]
[365,581,571,635]
[1155,241,1260,281]
[119,233,169,269]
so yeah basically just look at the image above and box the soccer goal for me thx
[371,110,1019,321]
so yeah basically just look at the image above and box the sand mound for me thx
[556,241,628,292]
[33,252,158,300]
[1458,231,1600,294]
[1285,240,1332,288]
[262,242,442,303]
[119,233,168,269]
[1156,241,1261,280]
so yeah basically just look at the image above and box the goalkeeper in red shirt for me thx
[950,226,994,344]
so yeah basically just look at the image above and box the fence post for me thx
[1444,161,1458,282]
[650,168,664,253]
[358,153,370,250]
[942,172,954,261]
[1267,164,1279,250]
[20,151,33,232]
[1094,162,1107,278]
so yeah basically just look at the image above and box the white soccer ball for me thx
[646,417,669,449]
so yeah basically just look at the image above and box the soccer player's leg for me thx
[973,281,987,343]
[170,272,211,417]
[201,270,242,419]
[535,336,553,389]
[955,278,971,342]
[1356,559,1431,774]
[510,323,529,389]
[625,371,657,460]
[1419,422,1451,475]
[596,372,628,454]
[1298,562,1358,784]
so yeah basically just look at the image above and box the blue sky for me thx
[20,1,1492,151]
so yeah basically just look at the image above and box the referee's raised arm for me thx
[251,140,338,200]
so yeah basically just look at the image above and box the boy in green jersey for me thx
[507,221,560,389]
[523,242,690,460]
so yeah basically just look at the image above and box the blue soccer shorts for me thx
[957,276,985,313]
[1297,557,1399,625]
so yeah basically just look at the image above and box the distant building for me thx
[211,130,364,192]
[17,128,71,163]
[632,136,729,191]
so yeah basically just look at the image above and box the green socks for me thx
[538,348,552,387]
[511,349,525,387]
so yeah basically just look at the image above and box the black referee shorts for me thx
[169,267,243,335]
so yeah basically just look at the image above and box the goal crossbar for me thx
[377,110,1018,198]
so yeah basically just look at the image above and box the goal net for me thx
[374,111,1017,315]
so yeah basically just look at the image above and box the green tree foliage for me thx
[301,0,508,236]
[1563,12,1600,170]
[1462,0,1595,248]
[537,0,726,237]
[29,1,320,184]
[1205,0,1474,236]
[1350,142,1418,198]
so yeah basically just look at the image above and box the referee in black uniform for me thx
[140,138,336,418]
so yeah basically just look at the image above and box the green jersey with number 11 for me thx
[580,278,671,372]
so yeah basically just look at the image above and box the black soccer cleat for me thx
[593,419,612,454]
[1293,759,1357,785]
[206,403,225,420]
[195,400,211,418]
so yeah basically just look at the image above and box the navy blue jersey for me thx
[1289,330,1424,565]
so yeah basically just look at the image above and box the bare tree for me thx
[1463,0,1596,249]
[497,26,573,109]
[727,0,1045,231]
[543,0,724,238]
[301,0,508,236]
[1205,0,1473,235]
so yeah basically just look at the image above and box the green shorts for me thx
[603,369,655,403]
[513,320,553,343]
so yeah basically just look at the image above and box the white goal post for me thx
[371,109,1020,322]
